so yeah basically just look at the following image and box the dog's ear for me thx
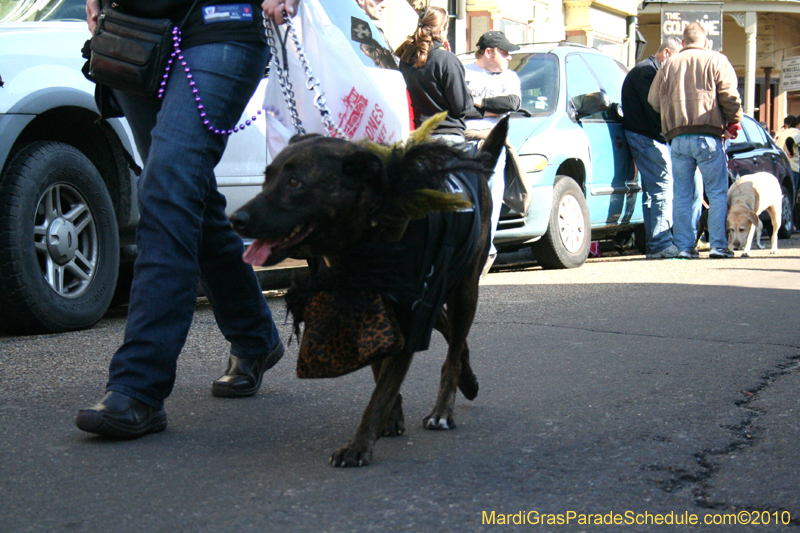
[747,211,760,227]
[341,150,387,191]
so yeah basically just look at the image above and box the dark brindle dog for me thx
[230,116,508,467]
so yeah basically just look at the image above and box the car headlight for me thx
[519,154,548,173]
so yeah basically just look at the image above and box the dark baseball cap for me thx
[476,31,520,52]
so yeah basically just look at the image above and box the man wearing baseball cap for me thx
[464,30,522,275]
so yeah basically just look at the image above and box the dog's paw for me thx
[742,252,751,258]
[382,395,405,437]
[330,445,373,467]
[423,412,456,430]
[458,371,479,401]
[770,249,779,255]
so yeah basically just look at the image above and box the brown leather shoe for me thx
[75,391,167,438]
[211,341,285,398]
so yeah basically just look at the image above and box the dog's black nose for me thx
[229,209,250,233]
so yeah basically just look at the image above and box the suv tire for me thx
[0,141,119,334]
[531,175,591,269]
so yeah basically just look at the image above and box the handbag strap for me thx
[264,10,348,139]
[177,0,201,30]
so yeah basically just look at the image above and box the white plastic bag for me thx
[263,0,409,160]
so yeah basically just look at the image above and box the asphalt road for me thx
[2,237,799,532]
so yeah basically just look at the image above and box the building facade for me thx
[637,1,800,135]
[380,0,800,132]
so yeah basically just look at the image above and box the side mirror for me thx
[573,90,611,119]
[609,102,624,122]
[726,141,756,156]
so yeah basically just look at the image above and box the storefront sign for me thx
[661,4,723,51]
[781,56,800,92]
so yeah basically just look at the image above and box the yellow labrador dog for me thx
[726,172,782,257]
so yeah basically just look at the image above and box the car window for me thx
[565,54,603,116]
[566,54,601,100]
[579,53,627,105]
[741,117,769,148]
[1,0,86,21]
[509,53,559,117]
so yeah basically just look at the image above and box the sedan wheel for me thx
[778,185,794,239]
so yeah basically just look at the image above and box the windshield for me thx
[509,53,559,117]
[1,0,86,22]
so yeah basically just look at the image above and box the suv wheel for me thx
[0,142,119,334]
[531,175,591,269]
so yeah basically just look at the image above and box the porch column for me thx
[744,11,758,117]
[764,67,772,131]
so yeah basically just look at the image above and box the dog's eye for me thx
[286,177,302,189]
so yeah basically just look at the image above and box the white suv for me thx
[0,1,269,335]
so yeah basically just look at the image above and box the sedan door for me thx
[728,116,780,178]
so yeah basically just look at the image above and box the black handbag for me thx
[88,1,197,97]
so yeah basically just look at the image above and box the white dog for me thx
[726,172,782,257]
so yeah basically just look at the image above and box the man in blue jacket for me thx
[621,38,682,259]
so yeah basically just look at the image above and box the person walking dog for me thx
[75,0,299,439]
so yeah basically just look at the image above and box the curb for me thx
[254,259,308,296]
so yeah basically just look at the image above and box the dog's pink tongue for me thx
[242,239,275,266]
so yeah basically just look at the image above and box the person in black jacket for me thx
[75,0,299,439]
[621,37,681,259]
[395,6,472,142]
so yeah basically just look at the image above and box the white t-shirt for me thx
[464,62,522,130]
[775,127,800,173]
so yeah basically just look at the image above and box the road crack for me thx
[645,355,800,525]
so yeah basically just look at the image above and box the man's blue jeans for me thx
[624,130,674,254]
[670,134,729,251]
[109,42,280,408]
[487,146,506,256]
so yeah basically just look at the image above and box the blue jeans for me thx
[625,131,674,254]
[109,42,280,408]
[670,134,728,251]
[487,147,506,256]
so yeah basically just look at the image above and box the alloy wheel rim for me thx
[33,183,99,299]
[782,194,792,232]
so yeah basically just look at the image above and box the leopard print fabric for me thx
[296,292,405,379]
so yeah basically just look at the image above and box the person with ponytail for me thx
[395,6,472,142]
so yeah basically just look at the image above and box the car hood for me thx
[508,113,558,155]
[0,21,88,49]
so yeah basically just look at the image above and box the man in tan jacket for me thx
[648,22,742,259]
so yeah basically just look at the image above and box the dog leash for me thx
[264,11,348,139]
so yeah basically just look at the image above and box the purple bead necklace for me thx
[158,27,262,136]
